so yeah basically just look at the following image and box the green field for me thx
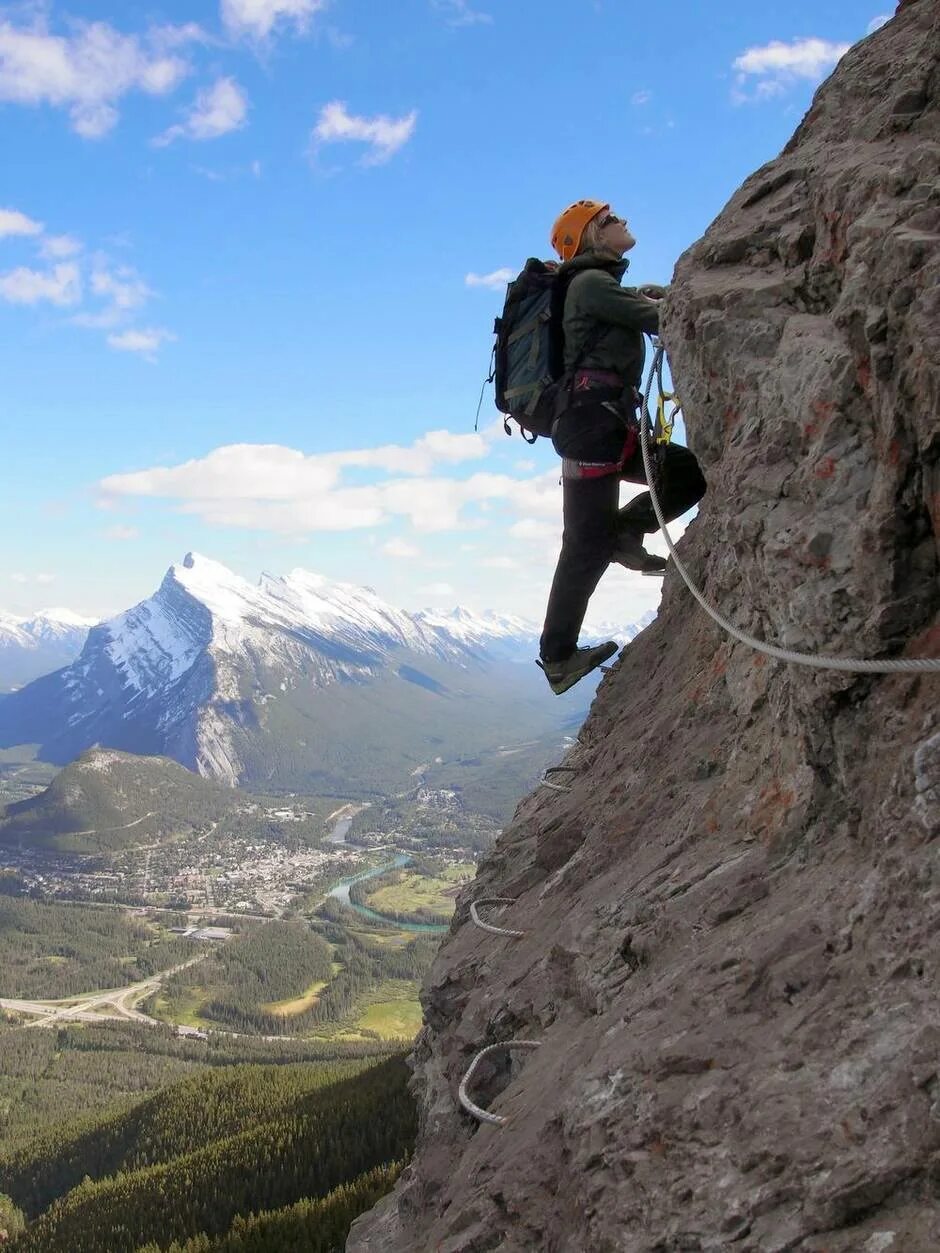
[363,862,473,922]
[263,961,344,1016]
[354,980,424,1040]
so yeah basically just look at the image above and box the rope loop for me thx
[641,340,940,675]
[469,897,526,938]
[458,1040,542,1126]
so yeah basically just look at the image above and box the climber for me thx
[536,199,706,696]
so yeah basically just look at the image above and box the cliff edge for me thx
[349,4,940,1250]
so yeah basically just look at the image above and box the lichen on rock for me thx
[348,4,940,1250]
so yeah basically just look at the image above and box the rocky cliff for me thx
[348,4,940,1250]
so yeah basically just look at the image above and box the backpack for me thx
[490,258,573,443]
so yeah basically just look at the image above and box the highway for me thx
[0,955,207,1029]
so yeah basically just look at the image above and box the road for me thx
[61,810,158,839]
[0,955,207,1029]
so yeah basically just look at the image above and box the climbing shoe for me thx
[613,531,667,576]
[536,640,619,695]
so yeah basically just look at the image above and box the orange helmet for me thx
[550,199,609,262]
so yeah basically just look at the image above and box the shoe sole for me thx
[541,643,619,695]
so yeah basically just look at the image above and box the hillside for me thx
[0,748,245,853]
[349,6,940,1251]
[0,1053,414,1253]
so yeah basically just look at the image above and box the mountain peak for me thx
[165,553,258,623]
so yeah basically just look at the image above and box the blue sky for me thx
[1,0,892,626]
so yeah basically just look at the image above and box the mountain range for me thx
[0,609,97,692]
[0,554,653,796]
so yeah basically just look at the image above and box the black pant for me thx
[539,440,706,663]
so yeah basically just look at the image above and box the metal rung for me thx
[469,897,526,938]
[540,764,578,792]
[458,1041,542,1126]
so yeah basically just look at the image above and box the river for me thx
[325,855,449,935]
[323,802,372,846]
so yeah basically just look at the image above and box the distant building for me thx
[190,926,232,942]
[176,1025,208,1040]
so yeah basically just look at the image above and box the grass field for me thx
[262,962,344,1016]
[353,980,423,1040]
[152,986,213,1029]
[364,863,473,921]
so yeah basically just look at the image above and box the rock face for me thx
[348,6,940,1252]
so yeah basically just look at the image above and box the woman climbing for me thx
[537,199,706,695]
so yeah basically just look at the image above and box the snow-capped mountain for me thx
[0,554,653,793]
[0,608,97,691]
[414,606,540,661]
[414,607,657,661]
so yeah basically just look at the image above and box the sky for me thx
[1,0,893,628]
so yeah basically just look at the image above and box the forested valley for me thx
[0,1033,414,1252]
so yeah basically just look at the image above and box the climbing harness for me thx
[458,1040,542,1126]
[639,340,940,675]
[469,898,526,938]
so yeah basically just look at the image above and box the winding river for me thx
[326,855,450,935]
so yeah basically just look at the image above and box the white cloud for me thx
[150,23,209,52]
[96,436,562,536]
[465,268,513,290]
[731,37,851,104]
[631,89,652,106]
[508,519,553,541]
[103,524,140,540]
[40,233,82,259]
[91,266,152,310]
[312,100,417,165]
[0,16,190,137]
[0,262,81,306]
[154,76,248,146]
[106,327,176,357]
[36,573,55,585]
[0,207,42,238]
[382,538,420,559]
[432,0,492,25]
[479,556,517,570]
[421,582,455,597]
[10,571,56,584]
[221,0,327,40]
[866,15,891,35]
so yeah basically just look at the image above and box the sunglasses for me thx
[597,213,625,229]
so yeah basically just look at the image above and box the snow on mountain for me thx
[0,553,657,788]
[583,609,657,643]
[261,568,433,656]
[0,608,98,691]
[415,606,540,662]
[415,605,657,660]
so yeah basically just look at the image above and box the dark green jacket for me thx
[559,250,660,385]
